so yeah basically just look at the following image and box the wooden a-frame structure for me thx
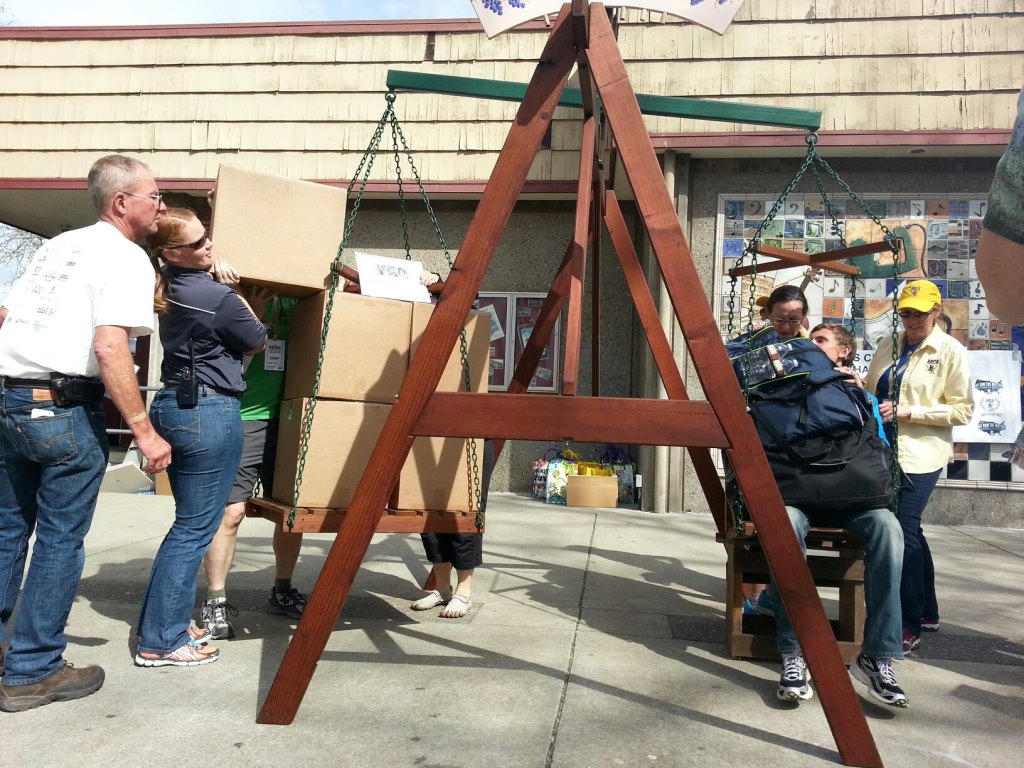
[257,5,884,766]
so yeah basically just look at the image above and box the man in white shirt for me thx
[0,155,172,712]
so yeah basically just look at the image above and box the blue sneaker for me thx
[754,589,775,617]
[743,598,757,615]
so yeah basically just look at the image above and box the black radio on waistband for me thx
[49,374,106,406]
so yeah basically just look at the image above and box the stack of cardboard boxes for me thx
[210,166,489,512]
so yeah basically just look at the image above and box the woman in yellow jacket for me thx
[865,280,973,654]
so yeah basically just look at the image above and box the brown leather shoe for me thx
[0,661,104,712]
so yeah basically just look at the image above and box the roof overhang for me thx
[0,129,1010,238]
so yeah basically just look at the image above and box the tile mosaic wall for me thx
[716,193,1023,488]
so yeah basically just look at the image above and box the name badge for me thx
[264,339,286,372]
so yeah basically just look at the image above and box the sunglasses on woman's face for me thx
[183,233,209,250]
[898,309,931,319]
[166,232,208,250]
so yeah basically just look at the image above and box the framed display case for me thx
[478,292,560,393]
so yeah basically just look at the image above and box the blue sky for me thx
[0,0,478,26]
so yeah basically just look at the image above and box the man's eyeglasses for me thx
[770,317,803,327]
[898,309,931,319]
[122,191,163,204]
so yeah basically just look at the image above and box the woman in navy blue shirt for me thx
[135,208,267,668]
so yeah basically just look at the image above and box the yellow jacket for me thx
[865,325,973,473]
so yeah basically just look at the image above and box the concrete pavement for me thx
[3,492,1023,768]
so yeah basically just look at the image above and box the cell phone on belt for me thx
[176,339,199,408]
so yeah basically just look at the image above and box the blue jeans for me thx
[137,389,242,655]
[0,385,108,684]
[897,470,941,636]
[773,505,905,660]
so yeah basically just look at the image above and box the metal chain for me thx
[726,275,739,337]
[887,256,902,515]
[386,111,480,524]
[390,112,413,260]
[288,93,393,528]
[387,98,482,527]
[294,90,481,529]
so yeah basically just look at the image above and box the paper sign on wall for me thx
[953,351,1023,444]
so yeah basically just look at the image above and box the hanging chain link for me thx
[387,104,482,528]
[288,94,393,529]
[290,90,482,530]
[726,131,909,530]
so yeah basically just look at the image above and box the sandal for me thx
[440,593,471,619]
[411,589,451,611]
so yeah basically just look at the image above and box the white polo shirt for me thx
[0,221,155,378]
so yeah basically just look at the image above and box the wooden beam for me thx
[562,114,596,396]
[603,189,726,531]
[585,7,881,766]
[492,240,574,461]
[385,70,823,131]
[728,246,861,277]
[256,8,579,726]
[245,498,482,534]
[413,393,730,448]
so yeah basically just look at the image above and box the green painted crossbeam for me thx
[386,69,821,131]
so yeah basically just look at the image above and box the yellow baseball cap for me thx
[754,295,769,308]
[897,279,941,313]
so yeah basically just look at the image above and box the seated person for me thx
[737,324,908,708]
[808,323,887,443]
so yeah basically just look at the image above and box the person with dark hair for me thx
[134,208,266,668]
[865,279,973,654]
[0,155,171,711]
[809,323,887,443]
[743,284,812,617]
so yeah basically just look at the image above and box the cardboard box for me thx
[284,291,412,404]
[394,306,490,511]
[154,472,172,496]
[409,304,491,393]
[209,165,348,297]
[566,475,619,508]
[273,398,393,509]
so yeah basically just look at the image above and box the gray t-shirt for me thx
[984,86,1024,245]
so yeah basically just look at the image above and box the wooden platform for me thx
[718,525,865,665]
[244,497,483,534]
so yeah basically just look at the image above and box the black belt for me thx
[0,377,53,389]
[165,383,241,399]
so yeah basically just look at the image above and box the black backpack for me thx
[727,327,895,513]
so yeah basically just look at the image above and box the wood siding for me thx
[0,1,1021,183]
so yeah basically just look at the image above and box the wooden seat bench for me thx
[718,523,865,664]
[244,497,483,534]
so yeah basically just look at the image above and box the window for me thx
[478,292,560,393]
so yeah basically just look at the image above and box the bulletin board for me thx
[478,292,560,393]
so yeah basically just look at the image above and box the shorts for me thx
[226,418,279,504]
[420,532,483,571]
[418,439,494,571]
